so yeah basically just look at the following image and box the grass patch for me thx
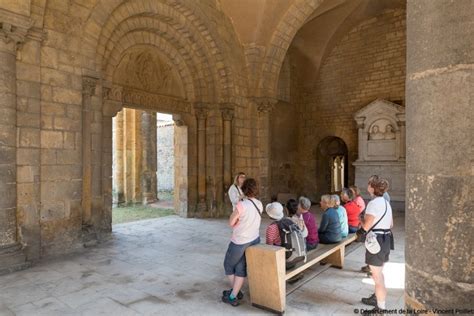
[158,190,174,201]
[112,205,174,225]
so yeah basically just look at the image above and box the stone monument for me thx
[353,99,406,208]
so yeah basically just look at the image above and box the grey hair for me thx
[298,196,311,210]
[331,194,341,205]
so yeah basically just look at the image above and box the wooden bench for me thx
[246,234,357,314]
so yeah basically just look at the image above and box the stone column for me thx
[406,0,472,310]
[113,110,125,205]
[194,103,209,213]
[220,103,235,201]
[254,97,276,203]
[0,22,27,248]
[140,111,158,204]
[396,113,406,160]
[103,92,123,232]
[81,76,98,227]
[355,118,366,161]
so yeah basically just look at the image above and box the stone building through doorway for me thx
[111,108,188,225]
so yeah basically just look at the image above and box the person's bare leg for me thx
[369,265,387,309]
[231,276,245,297]
[227,275,235,287]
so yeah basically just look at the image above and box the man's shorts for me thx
[223,237,260,277]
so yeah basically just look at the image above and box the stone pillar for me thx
[0,22,27,247]
[220,103,235,205]
[81,76,98,227]
[406,0,472,309]
[254,97,276,203]
[396,113,406,160]
[194,103,209,213]
[140,111,158,204]
[355,118,366,161]
[113,110,125,205]
[103,93,123,232]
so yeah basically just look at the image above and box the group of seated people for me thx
[265,186,366,254]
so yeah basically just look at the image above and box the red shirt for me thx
[345,201,361,227]
[266,223,281,246]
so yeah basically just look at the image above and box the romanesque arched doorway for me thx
[315,136,349,197]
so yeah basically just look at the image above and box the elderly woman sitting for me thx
[318,195,342,244]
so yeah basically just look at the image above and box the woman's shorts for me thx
[365,233,391,267]
[223,237,260,277]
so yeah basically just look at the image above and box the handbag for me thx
[364,200,388,254]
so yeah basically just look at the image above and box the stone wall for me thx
[156,122,174,192]
[295,8,406,200]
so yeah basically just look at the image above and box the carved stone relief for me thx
[113,46,184,98]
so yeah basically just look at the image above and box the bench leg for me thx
[246,246,286,313]
[322,247,345,269]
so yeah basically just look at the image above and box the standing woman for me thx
[360,177,393,314]
[228,172,246,210]
[222,178,262,307]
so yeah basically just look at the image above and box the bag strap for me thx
[367,199,387,233]
[234,184,243,196]
[248,198,262,217]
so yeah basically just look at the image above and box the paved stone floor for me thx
[0,208,405,315]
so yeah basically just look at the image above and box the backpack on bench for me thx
[276,218,307,264]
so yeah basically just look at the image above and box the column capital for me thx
[82,76,98,96]
[396,112,406,123]
[219,103,236,121]
[0,22,29,51]
[172,114,185,126]
[355,116,366,129]
[194,102,210,120]
[251,97,277,113]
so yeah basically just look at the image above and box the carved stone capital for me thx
[172,114,185,126]
[0,22,29,51]
[82,76,98,96]
[220,103,235,121]
[396,112,406,123]
[194,102,210,120]
[355,117,366,130]
[397,120,406,127]
[252,97,277,113]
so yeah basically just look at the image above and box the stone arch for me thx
[258,0,325,97]
[103,33,197,101]
[96,15,218,102]
[80,0,238,102]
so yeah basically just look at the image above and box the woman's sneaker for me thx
[361,293,377,306]
[221,293,240,306]
[222,289,244,300]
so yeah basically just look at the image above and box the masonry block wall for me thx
[295,9,406,201]
[156,123,175,192]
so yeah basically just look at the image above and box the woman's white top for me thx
[231,198,262,244]
[365,196,393,233]
[228,184,243,209]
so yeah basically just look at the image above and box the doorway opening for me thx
[315,136,348,196]
[111,108,186,225]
